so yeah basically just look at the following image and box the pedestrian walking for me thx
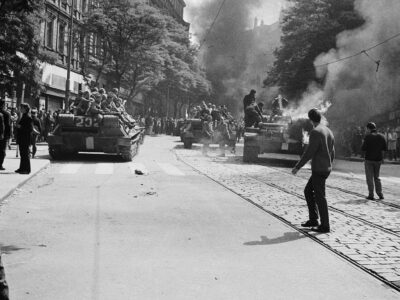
[0,100,11,170]
[0,255,9,300]
[292,109,335,233]
[15,103,33,174]
[31,109,42,158]
[361,122,387,200]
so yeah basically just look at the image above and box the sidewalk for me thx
[0,146,50,204]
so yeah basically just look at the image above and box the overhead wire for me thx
[199,0,227,50]
[312,31,400,69]
[268,31,400,77]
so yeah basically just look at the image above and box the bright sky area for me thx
[184,0,284,28]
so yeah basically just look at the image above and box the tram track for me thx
[175,152,400,292]
[268,165,400,211]
[220,163,400,238]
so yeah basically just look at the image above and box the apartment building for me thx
[38,0,88,111]
[147,0,189,29]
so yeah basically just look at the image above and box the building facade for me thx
[147,0,189,29]
[37,0,89,112]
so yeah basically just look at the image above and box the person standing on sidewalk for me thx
[0,100,11,171]
[15,103,33,174]
[292,109,335,233]
[0,255,9,300]
[361,122,387,200]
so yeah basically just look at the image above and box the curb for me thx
[0,160,51,204]
[337,156,400,165]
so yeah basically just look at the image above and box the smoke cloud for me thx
[314,0,400,126]
[186,0,283,115]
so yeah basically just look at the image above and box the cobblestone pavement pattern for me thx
[175,148,400,288]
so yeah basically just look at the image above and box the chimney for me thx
[254,17,258,29]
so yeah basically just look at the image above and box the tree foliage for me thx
[0,0,55,97]
[264,0,364,98]
[82,0,210,115]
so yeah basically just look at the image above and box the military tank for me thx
[47,113,144,161]
[243,115,306,162]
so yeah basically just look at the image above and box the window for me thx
[58,24,65,54]
[82,0,87,13]
[95,35,102,57]
[46,19,54,49]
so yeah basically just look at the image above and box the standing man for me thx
[243,89,256,111]
[0,107,4,169]
[15,103,33,174]
[0,100,11,170]
[292,109,335,233]
[361,122,387,200]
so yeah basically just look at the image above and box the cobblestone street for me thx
[175,146,400,289]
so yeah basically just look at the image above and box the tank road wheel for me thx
[183,138,193,149]
[121,142,139,162]
[243,146,259,163]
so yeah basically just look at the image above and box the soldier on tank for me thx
[243,90,256,111]
[76,91,93,116]
[244,101,262,128]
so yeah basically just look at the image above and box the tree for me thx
[82,0,167,90]
[264,0,364,98]
[0,0,55,98]
[150,16,210,117]
[82,0,210,116]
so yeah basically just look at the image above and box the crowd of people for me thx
[69,87,137,129]
[186,101,242,156]
[143,116,184,136]
[335,124,400,161]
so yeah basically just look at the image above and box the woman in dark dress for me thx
[16,103,33,174]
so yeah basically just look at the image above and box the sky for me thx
[184,0,285,43]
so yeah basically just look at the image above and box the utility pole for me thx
[65,0,75,111]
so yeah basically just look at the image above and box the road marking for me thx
[59,164,82,174]
[157,163,185,176]
[95,163,114,175]
[129,163,149,175]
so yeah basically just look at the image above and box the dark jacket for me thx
[16,113,33,146]
[361,131,387,161]
[243,94,255,110]
[295,124,335,173]
[32,116,42,134]
[0,109,11,140]
[0,113,4,140]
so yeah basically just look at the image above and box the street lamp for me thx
[65,0,75,111]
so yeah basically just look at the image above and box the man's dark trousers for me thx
[0,139,7,168]
[364,160,382,196]
[31,135,38,158]
[18,143,31,173]
[0,256,9,300]
[304,172,330,228]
